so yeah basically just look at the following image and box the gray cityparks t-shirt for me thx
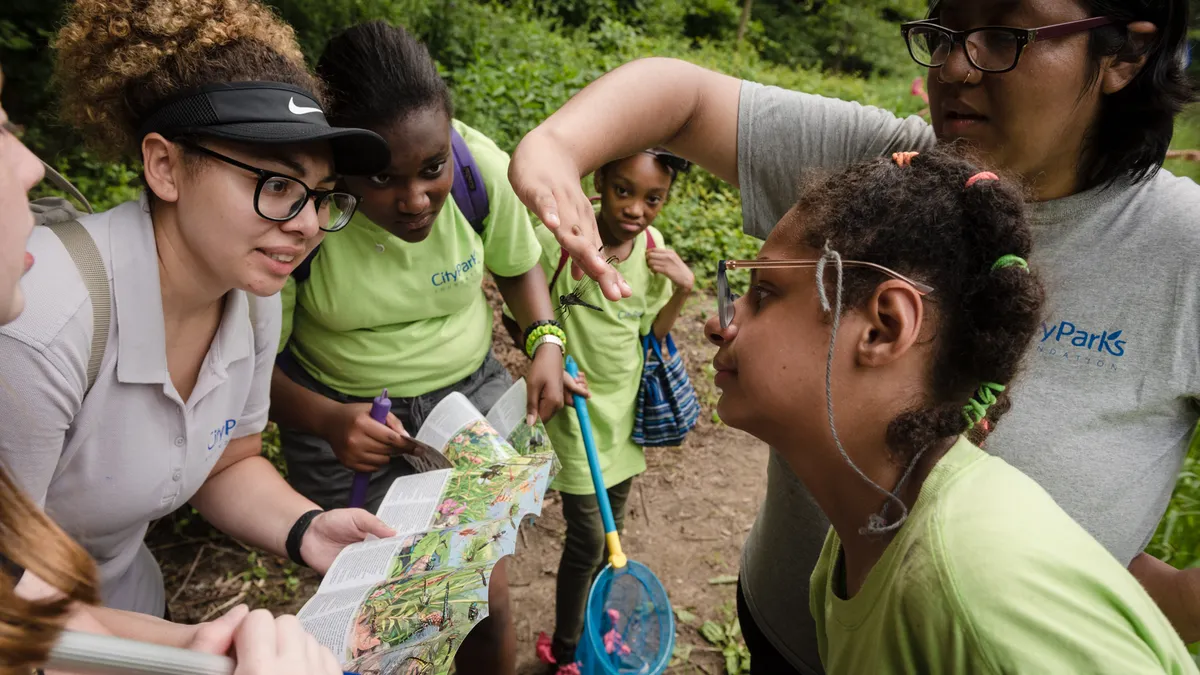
[736,81,1200,674]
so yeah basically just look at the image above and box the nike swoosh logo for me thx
[288,97,323,115]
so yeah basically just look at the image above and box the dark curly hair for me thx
[781,147,1045,459]
[317,21,452,132]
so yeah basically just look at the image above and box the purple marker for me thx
[348,389,390,509]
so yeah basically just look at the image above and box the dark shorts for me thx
[276,350,513,513]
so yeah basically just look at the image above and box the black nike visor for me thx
[136,81,390,176]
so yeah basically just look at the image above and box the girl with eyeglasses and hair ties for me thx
[0,0,396,640]
[509,0,1200,671]
[0,63,342,675]
[706,148,1195,673]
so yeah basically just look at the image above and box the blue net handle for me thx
[566,356,618,537]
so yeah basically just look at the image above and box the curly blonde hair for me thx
[54,0,322,161]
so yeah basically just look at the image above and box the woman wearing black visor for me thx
[0,0,396,652]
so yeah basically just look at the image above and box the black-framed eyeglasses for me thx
[716,258,935,330]
[178,141,358,232]
[901,16,1115,74]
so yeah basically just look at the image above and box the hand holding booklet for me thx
[297,380,559,675]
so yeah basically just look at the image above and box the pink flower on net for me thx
[620,643,632,656]
[468,455,485,465]
[603,628,623,654]
[557,664,582,675]
[606,608,621,625]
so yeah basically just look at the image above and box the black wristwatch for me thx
[286,509,323,567]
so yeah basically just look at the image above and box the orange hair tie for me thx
[965,171,999,188]
[892,151,919,167]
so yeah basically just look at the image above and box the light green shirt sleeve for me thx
[454,120,541,278]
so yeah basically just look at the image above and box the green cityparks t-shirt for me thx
[280,120,541,398]
[535,225,674,494]
[810,437,1197,675]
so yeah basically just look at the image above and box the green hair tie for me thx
[991,255,1028,272]
[962,382,1006,429]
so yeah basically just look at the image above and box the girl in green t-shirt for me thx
[531,150,695,670]
[703,148,1196,674]
[269,21,563,675]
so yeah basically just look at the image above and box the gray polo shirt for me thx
[0,196,279,615]
[735,82,1200,673]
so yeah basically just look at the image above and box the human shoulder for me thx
[918,454,1181,672]
[1137,169,1200,241]
[0,201,135,380]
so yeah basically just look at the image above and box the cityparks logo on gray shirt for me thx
[1038,319,1126,371]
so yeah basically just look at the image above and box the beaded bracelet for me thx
[523,319,560,350]
[525,323,567,358]
[531,334,565,357]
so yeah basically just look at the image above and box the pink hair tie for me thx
[892,151,919,167]
[965,171,999,188]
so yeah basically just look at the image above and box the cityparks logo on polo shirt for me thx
[431,251,480,288]
[209,419,237,453]
[1037,319,1127,371]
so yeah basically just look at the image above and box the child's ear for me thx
[855,281,924,368]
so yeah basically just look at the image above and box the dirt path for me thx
[151,287,769,674]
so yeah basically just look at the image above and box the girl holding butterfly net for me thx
[522,149,695,673]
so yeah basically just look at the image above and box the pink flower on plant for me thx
[911,76,929,103]
[437,499,462,516]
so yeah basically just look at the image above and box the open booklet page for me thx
[298,379,558,674]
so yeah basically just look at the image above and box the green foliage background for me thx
[2,0,1200,586]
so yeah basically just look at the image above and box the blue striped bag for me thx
[631,333,700,447]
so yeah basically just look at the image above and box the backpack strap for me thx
[44,220,109,395]
[548,249,570,290]
[449,126,489,235]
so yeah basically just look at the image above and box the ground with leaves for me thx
[150,287,766,674]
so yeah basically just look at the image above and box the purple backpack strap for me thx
[450,127,489,234]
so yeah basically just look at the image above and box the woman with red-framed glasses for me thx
[507,0,1199,673]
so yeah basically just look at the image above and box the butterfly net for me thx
[576,560,674,674]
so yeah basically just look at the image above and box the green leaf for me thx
[725,650,740,675]
[708,574,739,585]
[700,620,725,645]
[671,643,694,665]
[674,608,698,626]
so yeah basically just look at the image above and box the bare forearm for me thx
[494,267,554,330]
[190,456,318,559]
[529,58,741,184]
[652,287,691,341]
[1129,552,1200,642]
[269,365,339,438]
